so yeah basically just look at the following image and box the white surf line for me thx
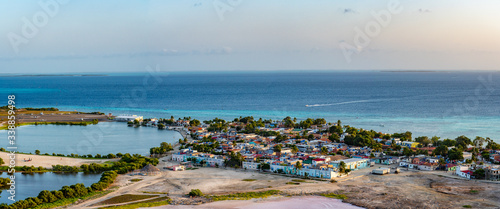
[305,98,392,107]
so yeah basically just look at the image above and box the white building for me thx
[115,115,143,122]
[243,162,261,170]
[456,165,473,179]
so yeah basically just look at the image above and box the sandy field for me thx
[15,113,111,123]
[0,151,116,168]
[338,170,500,209]
[153,196,362,209]
[69,160,500,209]
[0,108,111,123]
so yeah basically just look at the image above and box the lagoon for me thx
[1,122,182,156]
[0,172,101,204]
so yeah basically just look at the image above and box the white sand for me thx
[0,151,115,168]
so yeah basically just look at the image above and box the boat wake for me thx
[305,99,392,107]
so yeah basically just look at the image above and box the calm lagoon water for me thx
[1,122,182,156]
[0,172,101,204]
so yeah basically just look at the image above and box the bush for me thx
[188,189,203,197]
[37,190,58,203]
[3,154,155,208]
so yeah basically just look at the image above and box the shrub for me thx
[188,189,203,197]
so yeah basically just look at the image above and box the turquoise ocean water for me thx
[1,71,499,143]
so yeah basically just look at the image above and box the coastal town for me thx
[1,111,500,209]
[137,115,500,182]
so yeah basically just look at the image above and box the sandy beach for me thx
[0,151,116,168]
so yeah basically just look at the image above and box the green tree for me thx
[273,144,282,154]
[415,136,431,147]
[60,186,76,198]
[329,133,340,142]
[455,135,471,150]
[37,190,57,203]
[295,161,302,170]
[448,148,464,161]
[438,158,446,166]
[189,119,201,127]
[473,168,485,179]
[402,147,413,157]
[35,150,41,155]
[321,146,328,155]
[432,145,448,156]
[481,150,490,161]
[431,136,440,146]
[188,189,203,197]
[291,145,299,154]
[473,136,486,148]
[486,139,500,150]
[338,161,349,174]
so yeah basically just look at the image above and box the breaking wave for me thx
[305,99,393,107]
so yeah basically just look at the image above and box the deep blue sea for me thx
[1,71,500,141]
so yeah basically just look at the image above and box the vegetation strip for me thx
[98,197,171,209]
[94,194,159,206]
[205,190,281,201]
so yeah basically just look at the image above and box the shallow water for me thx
[0,122,182,156]
[0,172,101,204]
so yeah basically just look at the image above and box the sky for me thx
[1,0,499,73]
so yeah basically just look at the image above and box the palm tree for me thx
[321,146,328,155]
[338,161,347,174]
[473,136,485,149]
[294,161,302,172]
[291,145,299,154]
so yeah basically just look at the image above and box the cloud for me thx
[0,47,235,61]
[342,8,356,14]
[418,9,431,13]
[193,2,202,7]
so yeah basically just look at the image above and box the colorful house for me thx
[331,158,369,170]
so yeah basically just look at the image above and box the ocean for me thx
[1,70,499,142]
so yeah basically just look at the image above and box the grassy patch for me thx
[469,190,478,194]
[141,191,169,195]
[463,205,472,208]
[207,190,281,201]
[242,179,257,181]
[320,193,348,200]
[291,179,307,183]
[97,196,171,209]
[130,178,143,182]
[286,182,300,185]
[95,194,159,205]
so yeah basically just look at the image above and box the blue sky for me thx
[1,0,499,73]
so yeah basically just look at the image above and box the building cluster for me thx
[147,118,500,181]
